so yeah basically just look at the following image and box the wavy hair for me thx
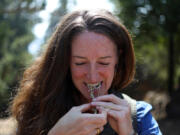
[11,9,135,135]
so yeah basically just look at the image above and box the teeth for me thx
[86,82,102,99]
[87,82,102,91]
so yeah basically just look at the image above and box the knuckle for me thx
[101,117,107,125]
[110,94,115,98]
[109,94,116,100]
[122,99,129,105]
[71,106,77,110]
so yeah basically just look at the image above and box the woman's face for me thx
[70,31,118,102]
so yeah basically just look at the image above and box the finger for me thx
[93,94,124,105]
[83,113,107,126]
[97,127,104,134]
[91,101,124,111]
[76,103,92,112]
[90,127,104,135]
[107,109,130,122]
[107,109,121,120]
[107,109,133,133]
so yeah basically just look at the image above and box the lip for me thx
[82,81,103,99]
[83,81,103,91]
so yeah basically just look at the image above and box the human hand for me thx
[91,94,134,135]
[48,103,107,135]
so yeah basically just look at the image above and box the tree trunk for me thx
[168,32,175,97]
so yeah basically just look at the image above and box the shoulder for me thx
[118,93,162,135]
[115,93,162,134]
[136,101,162,135]
[136,101,152,118]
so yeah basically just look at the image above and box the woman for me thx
[11,10,162,135]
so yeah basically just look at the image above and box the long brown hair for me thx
[11,9,135,135]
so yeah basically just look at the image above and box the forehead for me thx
[71,31,117,56]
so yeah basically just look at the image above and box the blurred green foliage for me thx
[0,0,46,117]
[1,0,180,118]
[112,0,180,92]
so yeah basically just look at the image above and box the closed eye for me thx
[99,62,110,65]
[75,62,86,65]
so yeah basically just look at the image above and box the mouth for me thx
[85,81,103,91]
[83,81,103,99]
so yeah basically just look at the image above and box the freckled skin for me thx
[70,31,118,102]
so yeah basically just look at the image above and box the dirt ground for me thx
[144,90,180,135]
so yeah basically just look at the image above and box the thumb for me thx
[77,103,92,113]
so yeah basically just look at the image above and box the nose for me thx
[87,64,99,83]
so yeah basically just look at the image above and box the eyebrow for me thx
[72,56,112,59]
[99,56,112,59]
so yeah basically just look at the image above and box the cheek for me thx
[71,66,86,80]
[99,67,115,79]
